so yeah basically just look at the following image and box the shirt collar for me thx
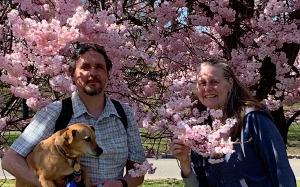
[71,92,120,119]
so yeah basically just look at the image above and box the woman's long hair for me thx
[197,58,264,140]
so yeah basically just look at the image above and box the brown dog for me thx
[16,123,103,187]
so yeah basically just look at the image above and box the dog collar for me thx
[55,144,75,159]
[55,144,81,172]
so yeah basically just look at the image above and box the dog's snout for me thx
[96,146,103,156]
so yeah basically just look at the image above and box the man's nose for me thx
[88,67,98,75]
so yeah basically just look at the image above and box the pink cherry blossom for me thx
[128,160,157,177]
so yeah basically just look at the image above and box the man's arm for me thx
[2,101,61,186]
[121,104,146,186]
[2,149,40,186]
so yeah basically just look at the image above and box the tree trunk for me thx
[286,110,300,127]
[270,107,288,144]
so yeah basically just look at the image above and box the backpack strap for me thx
[54,97,73,133]
[54,97,128,132]
[111,99,128,130]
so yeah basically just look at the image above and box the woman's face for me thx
[197,64,232,109]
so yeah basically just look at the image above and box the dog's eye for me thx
[84,136,91,142]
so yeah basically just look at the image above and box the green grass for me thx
[287,124,300,155]
[0,179,14,187]
[2,131,20,147]
[140,128,171,157]
[142,179,184,187]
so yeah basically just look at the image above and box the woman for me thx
[170,58,296,187]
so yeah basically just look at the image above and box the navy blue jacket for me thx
[191,110,296,187]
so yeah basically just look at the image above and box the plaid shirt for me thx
[11,92,145,185]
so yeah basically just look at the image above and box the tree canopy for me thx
[0,0,299,155]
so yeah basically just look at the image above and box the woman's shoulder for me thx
[244,106,256,115]
[243,106,272,119]
[242,106,276,133]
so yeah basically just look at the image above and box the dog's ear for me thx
[55,128,69,146]
[90,126,95,132]
[61,128,76,144]
[72,129,77,138]
[66,129,78,144]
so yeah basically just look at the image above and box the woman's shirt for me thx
[184,110,296,187]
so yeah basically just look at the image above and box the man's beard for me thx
[83,85,103,96]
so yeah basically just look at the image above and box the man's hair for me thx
[197,58,264,138]
[69,43,112,75]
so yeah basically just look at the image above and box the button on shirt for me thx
[11,92,145,184]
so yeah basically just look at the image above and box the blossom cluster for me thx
[144,79,237,163]
[172,108,237,163]
[128,160,156,177]
[3,2,138,110]
[2,0,299,114]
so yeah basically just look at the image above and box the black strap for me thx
[54,97,73,132]
[54,97,128,132]
[111,99,128,130]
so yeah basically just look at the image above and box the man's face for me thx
[72,49,109,96]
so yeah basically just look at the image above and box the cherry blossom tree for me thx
[0,0,300,157]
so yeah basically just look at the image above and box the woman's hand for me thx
[170,139,192,177]
[170,139,189,162]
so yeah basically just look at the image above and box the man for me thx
[2,43,145,187]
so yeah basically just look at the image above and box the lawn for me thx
[142,179,184,187]
[287,124,300,155]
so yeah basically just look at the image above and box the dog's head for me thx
[55,123,103,157]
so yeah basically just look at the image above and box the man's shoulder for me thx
[35,100,63,117]
[43,99,62,110]
[108,98,133,112]
[117,100,132,112]
[108,98,136,128]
